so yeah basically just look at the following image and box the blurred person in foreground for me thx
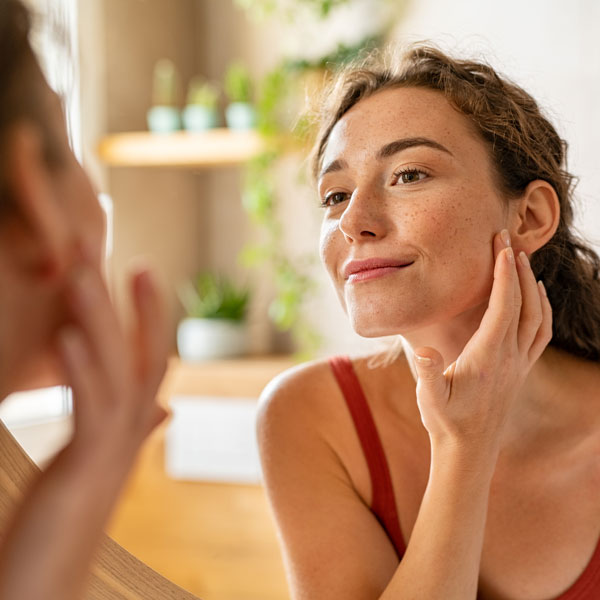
[0,1,169,598]
[258,45,600,600]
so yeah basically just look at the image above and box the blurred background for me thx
[2,1,599,599]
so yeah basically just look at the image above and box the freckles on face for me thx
[317,86,506,337]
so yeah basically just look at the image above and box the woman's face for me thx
[318,86,509,338]
[1,77,106,392]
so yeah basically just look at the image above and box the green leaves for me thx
[224,61,254,104]
[234,0,352,20]
[152,59,178,106]
[179,273,250,322]
[186,77,219,108]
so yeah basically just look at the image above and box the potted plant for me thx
[147,58,181,133]
[224,61,256,130]
[177,272,250,361]
[182,77,220,131]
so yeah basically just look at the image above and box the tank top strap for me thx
[554,536,600,599]
[329,355,406,557]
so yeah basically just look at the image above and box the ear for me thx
[510,180,560,255]
[2,122,69,279]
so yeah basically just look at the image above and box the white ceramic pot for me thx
[177,318,247,362]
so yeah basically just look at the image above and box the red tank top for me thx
[329,355,600,600]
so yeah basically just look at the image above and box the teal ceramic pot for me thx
[146,106,181,133]
[225,102,256,130]
[182,105,219,131]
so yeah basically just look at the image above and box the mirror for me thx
[5,1,599,599]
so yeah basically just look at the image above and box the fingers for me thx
[514,250,543,353]
[58,327,101,423]
[484,230,552,364]
[493,229,510,262]
[66,265,128,390]
[477,232,518,346]
[131,267,169,391]
[414,347,449,405]
[527,280,553,362]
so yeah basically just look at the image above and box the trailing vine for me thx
[235,0,353,20]
[236,1,407,356]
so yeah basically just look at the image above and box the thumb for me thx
[414,347,448,402]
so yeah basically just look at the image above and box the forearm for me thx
[381,442,497,600]
[0,439,138,600]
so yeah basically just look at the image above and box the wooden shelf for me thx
[97,128,264,168]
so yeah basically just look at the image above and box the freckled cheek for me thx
[400,205,493,285]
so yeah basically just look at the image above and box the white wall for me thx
[392,0,600,247]
[295,0,600,357]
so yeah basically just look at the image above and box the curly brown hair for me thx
[312,44,600,362]
[0,0,60,215]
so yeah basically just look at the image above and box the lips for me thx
[343,257,415,281]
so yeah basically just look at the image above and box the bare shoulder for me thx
[257,357,339,439]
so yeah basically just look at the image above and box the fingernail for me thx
[135,268,157,303]
[69,266,94,304]
[501,229,511,247]
[538,280,547,297]
[506,247,515,264]
[415,355,432,366]
[518,251,530,268]
[137,269,152,291]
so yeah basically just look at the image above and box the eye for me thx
[393,168,429,185]
[320,191,350,208]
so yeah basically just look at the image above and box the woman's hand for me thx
[0,250,170,600]
[413,230,553,455]
[58,250,169,461]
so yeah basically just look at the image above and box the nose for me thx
[338,187,388,243]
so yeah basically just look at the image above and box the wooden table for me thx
[107,356,295,600]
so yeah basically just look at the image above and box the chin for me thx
[349,309,408,338]
[345,288,431,338]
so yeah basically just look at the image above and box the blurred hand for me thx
[58,249,169,459]
[413,230,552,454]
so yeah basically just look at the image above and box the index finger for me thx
[475,235,519,346]
[65,263,129,386]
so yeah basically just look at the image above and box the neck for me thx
[401,300,488,370]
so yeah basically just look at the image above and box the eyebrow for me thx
[319,136,453,179]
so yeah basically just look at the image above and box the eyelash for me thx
[392,167,430,185]
[320,167,430,208]
[320,191,349,208]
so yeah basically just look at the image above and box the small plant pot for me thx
[182,105,219,131]
[177,318,247,362]
[225,102,256,130]
[147,106,181,133]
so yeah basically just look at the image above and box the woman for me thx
[0,2,191,598]
[257,46,600,599]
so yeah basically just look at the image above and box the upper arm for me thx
[257,363,399,600]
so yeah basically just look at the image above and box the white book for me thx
[165,395,262,484]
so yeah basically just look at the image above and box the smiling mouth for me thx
[347,262,414,283]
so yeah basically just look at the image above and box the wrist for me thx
[430,435,499,480]
[60,434,140,487]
